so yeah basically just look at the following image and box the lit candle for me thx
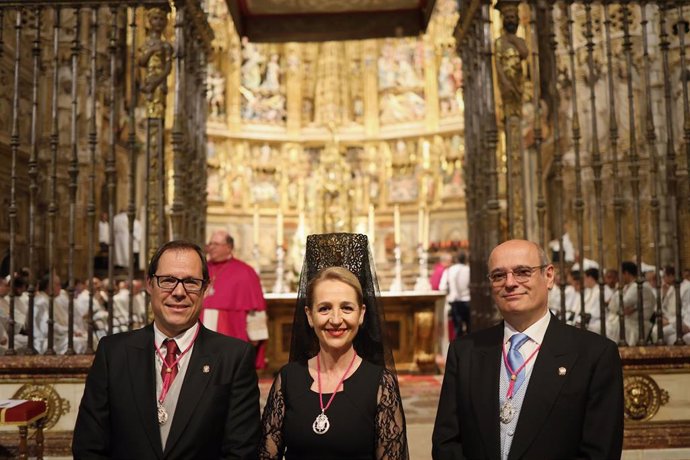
[422,140,430,169]
[363,176,371,209]
[393,205,400,246]
[418,206,424,246]
[276,210,283,246]
[368,204,375,246]
[298,178,305,212]
[253,205,259,244]
[423,209,430,250]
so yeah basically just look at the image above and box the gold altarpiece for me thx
[204,0,468,284]
[204,0,466,374]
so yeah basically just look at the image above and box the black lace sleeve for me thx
[375,369,409,460]
[259,373,285,460]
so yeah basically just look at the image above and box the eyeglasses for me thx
[487,265,548,286]
[152,275,206,294]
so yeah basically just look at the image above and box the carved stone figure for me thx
[138,8,173,119]
[378,42,397,90]
[395,43,422,88]
[438,54,455,99]
[241,38,264,91]
[494,1,528,118]
[260,54,281,93]
[207,66,226,118]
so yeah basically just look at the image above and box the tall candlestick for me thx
[276,210,283,246]
[393,205,400,246]
[253,205,259,244]
[422,140,430,170]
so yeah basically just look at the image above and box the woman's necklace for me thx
[153,324,200,425]
[312,351,358,435]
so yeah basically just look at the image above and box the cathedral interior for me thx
[0,0,689,457]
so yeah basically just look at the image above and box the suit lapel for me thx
[508,317,579,460]
[127,326,163,458]
[163,326,216,457]
[471,324,503,460]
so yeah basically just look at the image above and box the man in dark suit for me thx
[432,239,623,460]
[73,240,260,459]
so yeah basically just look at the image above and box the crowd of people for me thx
[0,271,147,354]
[547,261,690,345]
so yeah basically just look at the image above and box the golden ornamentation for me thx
[139,7,173,119]
[12,383,70,430]
[623,374,669,422]
[494,2,528,118]
[146,120,165,260]
[413,310,436,371]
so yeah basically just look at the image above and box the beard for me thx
[504,22,518,34]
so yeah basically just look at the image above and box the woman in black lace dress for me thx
[260,233,408,460]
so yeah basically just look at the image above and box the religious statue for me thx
[438,54,455,99]
[207,65,226,119]
[139,8,173,119]
[241,37,264,91]
[494,0,528,118]
[378,42,397,90]
[260,54,281,93]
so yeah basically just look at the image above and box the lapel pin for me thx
[558,367,567,376]
[203,364,210,374]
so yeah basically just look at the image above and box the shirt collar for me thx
[503,309,551,346]
[153,321,200,351]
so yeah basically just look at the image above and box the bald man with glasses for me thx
[74,240,260,459]
[432,239,623,460]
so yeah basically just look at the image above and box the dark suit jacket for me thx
[432,315,623,460]
[73,324,261,459]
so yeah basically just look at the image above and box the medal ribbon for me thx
[501,340,540,399]
[155,323,200,404]
[317,351,358,413]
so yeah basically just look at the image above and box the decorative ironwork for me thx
[105,5,118,337]
[85,6,98,354]
[565,3,586,329]
[603,3,626,346]
[27,7,42,355]
[584,1,606,338]
[0,2,210,355]
[529,3,545,249]
[47,7,61,355]
[640,3,664,345]
[126,5,138,331]
[7,8,22,356]
[66,7,82,355]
